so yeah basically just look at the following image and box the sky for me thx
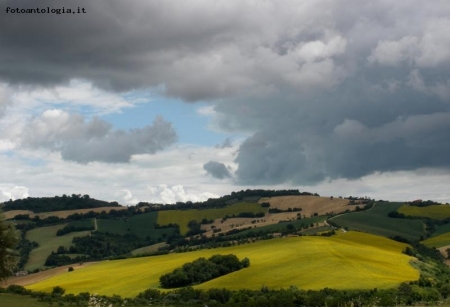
[1,0,450,205]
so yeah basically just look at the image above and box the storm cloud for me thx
[19,111,178,163]
[2,0,450,184]
[203,161,231,179]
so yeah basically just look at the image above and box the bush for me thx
[160,254,250,288]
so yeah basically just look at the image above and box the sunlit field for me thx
[422,232,450,248]
[27,232,418,297]
[157,202,267,235]
[398,204,450,220]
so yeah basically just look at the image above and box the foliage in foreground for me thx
[0,210,19,281]
[3,282,450,307]
[160,254,250,288]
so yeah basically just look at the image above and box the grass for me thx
[27,231,418,297]
[422,232,450,248]
[330,202,425,241]
[66,219,95,228]
[131,243,169,256]
[96,212,177,240]
[158,203,267,235]
[0,294,48,307]
[431,223,450,237]
[25,224,91,271]
[398,204,450,220]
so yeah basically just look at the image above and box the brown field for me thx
[201,196,348,237]
[0,262,98,287]
[4,206,127,220]
[261,195,350,216]
[438,245,450,258]
[3,210,34,219]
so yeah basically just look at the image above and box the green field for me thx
[331,202,425,241]
[96,212,177,239]
[131,242,169,256]
[25,224,91,271]
[67,219,95,228]
[27,231,418,297]
[398,204,450,220]
[0,294,49,307]
[158,203,267,235]
[431,223,450,237]
[422,232,450,248]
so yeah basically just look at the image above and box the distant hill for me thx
[1,194,120,213]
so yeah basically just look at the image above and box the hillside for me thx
[25,232,418,297]
[330,201,426,242]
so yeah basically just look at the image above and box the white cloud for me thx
[114,189,139,206]
[147,184,218,204]
[11,79,134,115]
[0,185,29,202]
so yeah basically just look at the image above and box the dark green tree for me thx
[0,210,19,281]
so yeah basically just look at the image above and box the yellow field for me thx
[398,204,450,220]
[422,232,450,248]
[25,224,91,271]
[27,232,418,297]
[157,203,267,235]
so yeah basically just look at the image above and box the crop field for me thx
[226,216,327,238]
[330,202,425,242]
[25,224,91,271]
[398,204,450,220]
[131,242,169,256]
[431,223,450,237]
[96,212,177,239]
[260,195,351,217]
[422,232,450,248]
[67,219,95,228]
[3,206,128,220]
[27,231,418,297]
[157,203,267,235]
[0,294,48,307]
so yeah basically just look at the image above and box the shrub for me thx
[160,254,250,288]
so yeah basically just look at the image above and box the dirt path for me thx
[0,262,98,287]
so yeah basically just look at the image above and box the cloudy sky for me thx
[1,0,450,204]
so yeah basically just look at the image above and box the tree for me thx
[0,209,19,281]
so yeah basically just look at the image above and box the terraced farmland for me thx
[398,204,450,220]
[27,232,418,297]
[330,202,425,241]
[157,203,267,235]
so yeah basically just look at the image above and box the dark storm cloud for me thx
[2,0,450,182]
[203,161,231,179]
[20,112,178,163]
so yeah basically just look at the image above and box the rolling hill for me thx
[26,231,418,297]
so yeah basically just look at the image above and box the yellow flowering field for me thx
[27,231,418,297]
